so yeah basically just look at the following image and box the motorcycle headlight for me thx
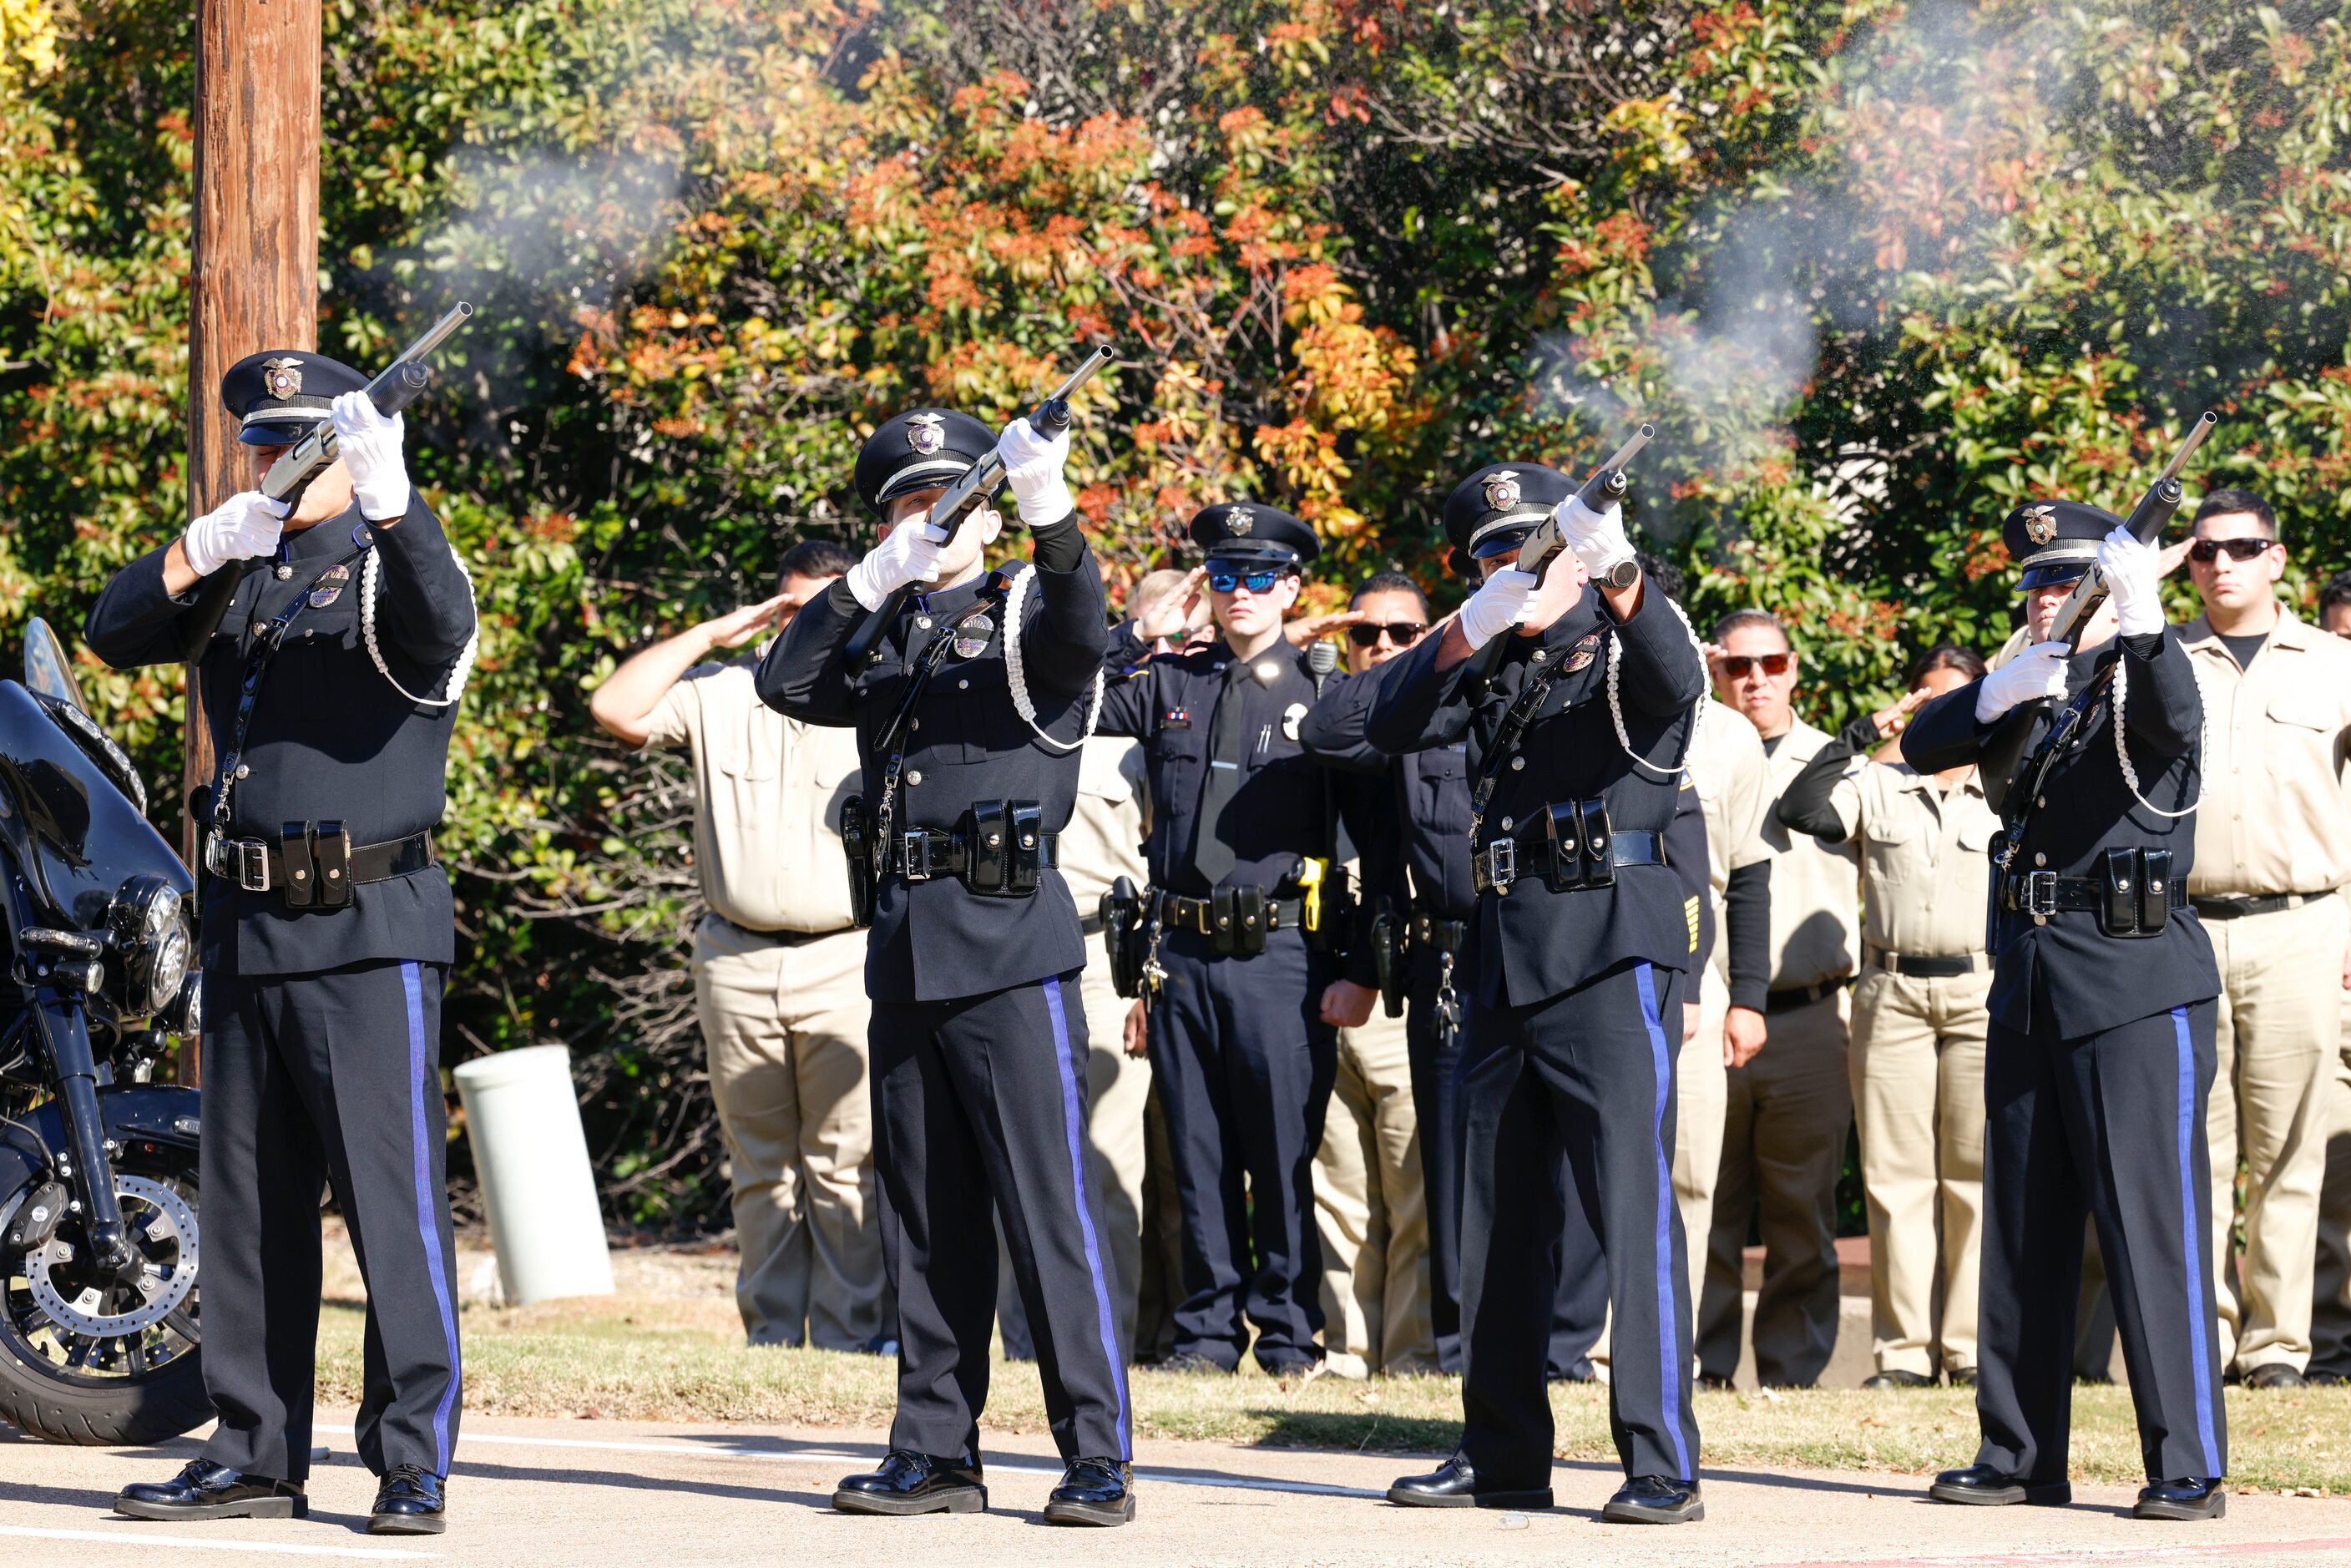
[108,873,193,1019]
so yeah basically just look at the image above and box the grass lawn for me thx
[314,1232,2351,1495]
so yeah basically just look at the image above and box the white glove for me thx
[845,519,946,611]
[182,490,289,578]
[331,391,411,521]
[1455,569,1537,652]
[2098,524,2164,638]
[1555,493,1635,579]
[998,416,1074,528]
[1974,640,2072,723]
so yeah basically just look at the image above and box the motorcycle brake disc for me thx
[16,1174,200,1338]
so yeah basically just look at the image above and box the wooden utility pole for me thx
[185,0,321,1080]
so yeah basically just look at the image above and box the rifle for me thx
[179,302,477,661]
[1979,409,2217,815]
[1465,422,1654,685]
[843,344,1116,665]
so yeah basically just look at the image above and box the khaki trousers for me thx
[1699,989,1852,1386]
[1313,1004,1436,1376]
[1849,965,1989,1378]
[2310,986,2351,1376]
[2204,895,2349,1372]
[998,932,1153,1358]
[692,919,884,1349]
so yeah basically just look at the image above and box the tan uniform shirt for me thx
[2182,610,2351,898]
[1825,761,1997,958]
[1760,717,1862,991]
[1689,698,1774,988]
[643,654,862,933]
[1056,734,1151,907]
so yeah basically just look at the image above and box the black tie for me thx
[1188,661,1252,887]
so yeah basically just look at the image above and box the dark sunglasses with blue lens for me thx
[1206,560,1291,594]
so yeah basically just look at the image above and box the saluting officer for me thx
[93,352,477,1535]
[1370,462,1708,1525]
[1096,504,1377,1376]
[1904,501,2227,1521]
[758,407,1135,1526]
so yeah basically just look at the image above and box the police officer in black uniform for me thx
[758,407,1136,1526]
[94,352,478,1535]
[1368,462,1708,1524]
[1904,501,2227,1521]
[1095,504,1377,1375]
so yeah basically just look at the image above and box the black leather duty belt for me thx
[1155,889,1307,939]
[2192,892,2318,919]
[887,827,1059,882]
[1472,822,1663,897]
[1863,944,1988,979]
[205,827,437,905]
[2000,867,2187,924]
[1411,910,1469,953]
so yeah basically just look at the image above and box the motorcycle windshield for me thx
[0,680,190,928]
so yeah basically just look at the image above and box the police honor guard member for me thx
[91,352,476,1534]
[1370,462,1708,1525]
[757,407,1136,1525]
[1095,503,1378,1376]
[1904,501,2227,1520]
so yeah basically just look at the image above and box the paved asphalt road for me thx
[7,1413,2351,1567]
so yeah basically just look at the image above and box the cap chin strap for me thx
[1001,563,1101,751]
[1604,590,1707,777]
[358,540,480,709]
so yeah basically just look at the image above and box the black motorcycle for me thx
[0,617,205,1444]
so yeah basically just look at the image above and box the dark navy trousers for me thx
[868,974,1130,1463]
[1403,954,1467,1368]
[1975,995,2227,1485]
[1459,960,1700,1485]
[198,961,463,1483]
[1145,926,1337,1371]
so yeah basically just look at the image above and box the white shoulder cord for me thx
[359,541,480,709]
[2110,651,2203,819]
[1001,562,1102,752]
[1605,591,1708,777]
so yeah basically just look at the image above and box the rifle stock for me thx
[843,345,1115,665]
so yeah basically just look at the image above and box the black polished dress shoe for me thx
[1861,1369,1935,1390]
[115,1459,308,1522]
[1385,1454,1552,1510]
[1256,1350,1321,1378]
[1043,1458,1135,1525]
[833,1449,987,1515]
[1928,1464,2070,1507]
[1602,1474,1704,1524]
[368,1465,447,1535]
[1160,1351,1236,1375]
[2245,1363,2307,1390]
[1946,1366,1979,1388]
[2134,1478,2226,1520]
[2307,1368,2349,1387]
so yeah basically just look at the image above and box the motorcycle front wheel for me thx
[0,1151,210,1444]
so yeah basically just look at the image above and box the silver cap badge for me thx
[906,412,945,455]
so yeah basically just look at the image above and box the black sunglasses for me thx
[2187,536,2275,564]
[1206,564,1288,594]
[1712,651,1793,679]
[1347,621,1428,648]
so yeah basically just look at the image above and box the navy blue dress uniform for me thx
[1095,502,1379,1374]
[89,350,475,1528]
[757,407,1135,1523]
[1368,463,1706,1516]
[1904,498,2227,1519]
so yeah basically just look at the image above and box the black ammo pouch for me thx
[1372,900,1405,1019]
[1544,799,1617,893]
[2101,847,2177,938]
[1101,875,1144,999]
[1219,885,1269,959]
[839,794,877,928]
[278,820,353,910]
[962,799,1048,896]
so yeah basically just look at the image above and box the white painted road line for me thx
[0,1523,438,1560]
[311,1424,1389,1500]
[1762,1537,2351,1567]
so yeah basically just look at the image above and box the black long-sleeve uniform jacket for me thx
[757,536,1106,1004]
[1900,630,2219,1037]
[1363,586,1707,1010]
[85,496,478,978]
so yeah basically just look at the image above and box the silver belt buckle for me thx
[238,839,270,893]
[2022,869,2057,923]
[900,831,934,882]
[1478,838,1517,895]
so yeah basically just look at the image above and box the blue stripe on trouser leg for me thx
[403,962,463,1475]
[2171,1004,2221,1478]
[1044,974,1132,1457]
[1633,962,1693,1482]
